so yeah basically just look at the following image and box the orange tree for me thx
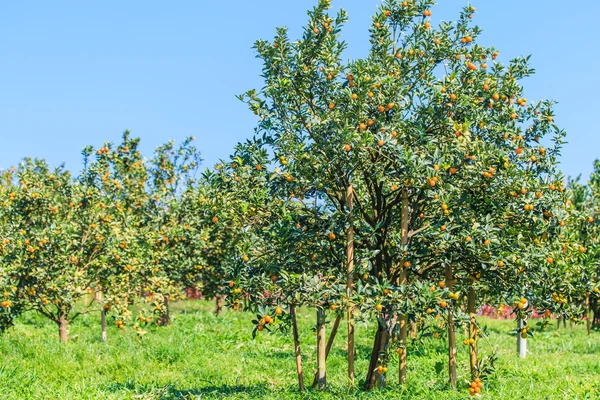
[548,169,600,334]
[81,132,161,335]
[0,169,25,333]
[218,142,351,391]
[240,0,567,390]
[1,159,120,342]
[142,136,201,324]
[84,133,202,329]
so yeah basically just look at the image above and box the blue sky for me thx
[1,1,598,180]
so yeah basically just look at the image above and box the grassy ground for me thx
[0,301,599,399]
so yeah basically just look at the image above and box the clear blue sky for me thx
[1,1,597,180]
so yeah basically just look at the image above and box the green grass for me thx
[1,301,599,399]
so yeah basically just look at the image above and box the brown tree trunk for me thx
[316,308,327,390]
[346,185,355,386]
[364,321,390,390]
[157,295,171,326]
[312,314,341,388]
[96,291,107,342]
[58,314,69,343]
[446,264,457,389]
[467,285,478,380]
[398,188,410,385]
[215,294,223,316]
[290,305,305,392]
[586,294,591,336]
[101,308,107,342]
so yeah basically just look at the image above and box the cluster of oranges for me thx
[469,378,484,396]
[376,365,389,375]
[257,315,274,331]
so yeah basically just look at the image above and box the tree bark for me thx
[58,314,69,343]
[316,308,327,390]
[467,285,478,380]
[290,305,305,392]
[346,185,355,386]
[586,293,591,336]
[364,320,390,390]
[398,188,409,385]
[157,294,171,326]
[101,308,107,342]
[96,291,107,342]
[312,314,341,388]
[446,264,457,389]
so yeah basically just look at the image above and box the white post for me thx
[517,318,527,359]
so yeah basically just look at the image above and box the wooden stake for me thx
[346,185,355,385]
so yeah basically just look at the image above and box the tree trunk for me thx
[346,184,355,386]
[312,314,341,388]
[398,188,409,385]
[467,285,478,380]
[364,320,390,390]
[215,294,223,316]
[96,291,107,342]
[157,295,171,326]
[101,308,107,342]
[517,318,526,359]
[446,264,457,389]
[58,314,69,343]
[316,308,327,390]
[586,294,591,336]
[290,305,305,392]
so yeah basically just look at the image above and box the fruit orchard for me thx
[1,1,599,398]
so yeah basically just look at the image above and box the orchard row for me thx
[1,0,598,396]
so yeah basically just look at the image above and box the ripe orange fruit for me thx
[328,232,336,240]
[439,281,446,289]
[359,123,367,131]
[466,236,471,243]
[212,216,219,224]
[497,260,504,267]
[546,257,554,263]
[440,301,447,308]
[368,119,374,126]
[423,10,432,17]
[484,239,490,246]
[351,93,358,100]
[375,304,383,312]
[275,307,283,315]
[467,63,477,70]
[344,144,352,152]
[377,140,385,147]
[328,103,335,109]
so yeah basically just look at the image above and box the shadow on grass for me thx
[102,381,369,399]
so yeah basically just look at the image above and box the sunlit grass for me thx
[0,300,597,399]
